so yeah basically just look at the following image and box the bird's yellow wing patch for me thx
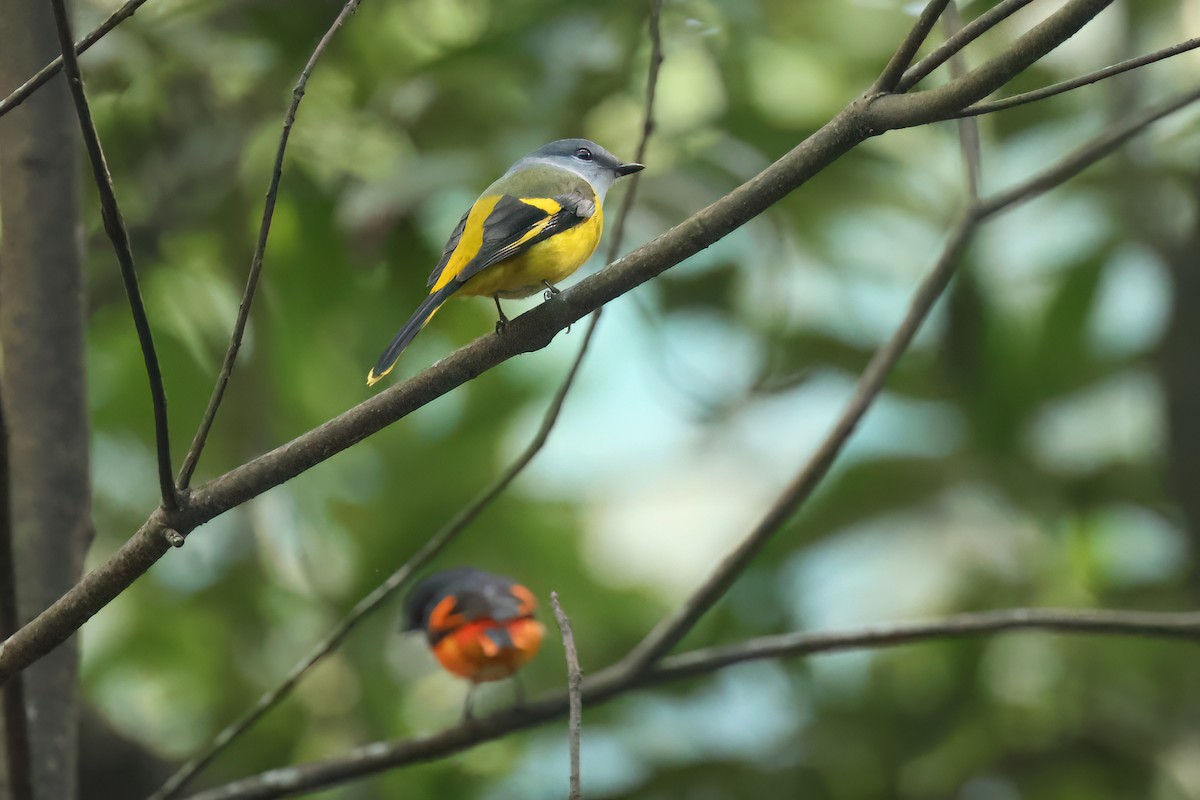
[429,195,503,292]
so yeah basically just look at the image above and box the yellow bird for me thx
[367,138,644,385]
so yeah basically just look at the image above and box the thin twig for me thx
[953,36,1200,118]
[0,391,32,800]
[979,84,1200,216]
[48,0,176,510]
[620,209,979,672]
[181,605,1200,800]
[646,608,1200,680]
[0,0,153,119]
[177,0,364,489]
[154,4,666,790]
[550,593,583,800]
[605,0,663,260]
[872,0,954,93]
[944,3,982,199]
[898,0,1036,92]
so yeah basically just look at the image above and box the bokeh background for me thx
[64,0,1200,797]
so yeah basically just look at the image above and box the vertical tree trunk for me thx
[0,1,93,798]
[1162,183,1200,561]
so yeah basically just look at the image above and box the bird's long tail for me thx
[367,282,460,386]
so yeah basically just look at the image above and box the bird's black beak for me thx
[616,162,645,177]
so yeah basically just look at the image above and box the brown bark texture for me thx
[0,1,93,798]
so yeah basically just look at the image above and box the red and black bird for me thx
[404,567,544,719]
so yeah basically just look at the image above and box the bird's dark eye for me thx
[575,147,594,161]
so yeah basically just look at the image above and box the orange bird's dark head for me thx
[403,568,544,684]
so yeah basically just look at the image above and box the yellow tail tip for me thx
[367,360,398,387]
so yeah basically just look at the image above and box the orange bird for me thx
[404,567,544,720]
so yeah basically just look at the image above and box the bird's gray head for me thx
[513,138,644,199]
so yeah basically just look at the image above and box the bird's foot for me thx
[461,686,478,723]
[493,296,509,335]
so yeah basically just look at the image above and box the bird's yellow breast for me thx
[458,202,604,299]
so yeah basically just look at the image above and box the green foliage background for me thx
[61,0,1200,797]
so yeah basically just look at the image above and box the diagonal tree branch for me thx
[621,209,980,672]
[979,84,1200,216]
[177,0,364,490]
[181,605,1200,800]
[0,8,1192,692]
[0,0,154,119]
[178,103,865,521]
[49,0,176,511]
[953,36,1200,118]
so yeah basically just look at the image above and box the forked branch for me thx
[48,0,176,510]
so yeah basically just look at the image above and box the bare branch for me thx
[872,0,953,93]
[954,36,1200,118]
[48,0,176,510]
[182,606,1200,800]
[176,106,863,517]
[620,209,980,672]
[647,608,1200,681]
[177,0,363,489]
[897,0,1036,92]
[0,0,153,119]
[944,3,982,199]
[869,0,1117,129]
[551,593,583,800]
